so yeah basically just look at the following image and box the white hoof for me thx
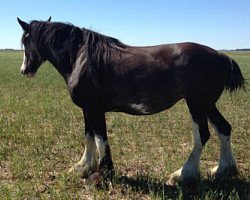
[167,167,200,186]
[68,160,97,178]
[167,168,182,186]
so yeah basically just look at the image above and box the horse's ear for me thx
[17,18,29,31]
[47,16,52,22]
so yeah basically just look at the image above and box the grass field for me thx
[0,50,249,199]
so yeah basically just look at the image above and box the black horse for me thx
[17,18,245,185]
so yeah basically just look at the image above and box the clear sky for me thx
[0,0,249,50]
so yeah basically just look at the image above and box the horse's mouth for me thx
[21,69,35,78]
[25,73,35,78]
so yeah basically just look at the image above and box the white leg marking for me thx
[182,120,203,177]
[130,103,150,114]
[218,135,236,169]
[209,122,236,175]
[167,119,203,185]
[95,135,108,163]
[68,133,97,176]
[80,133,97,167]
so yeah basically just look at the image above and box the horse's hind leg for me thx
[208,106,237,179]
[167,108,210,185]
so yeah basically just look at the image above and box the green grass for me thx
[0,50,249,199]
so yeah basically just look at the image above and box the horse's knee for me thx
[94,135,114,177]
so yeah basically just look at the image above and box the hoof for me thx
[167,168,200,186]
[211,165,238,180]
[68,162,97,178]
[87,172,103,186]
[87,172,114,189]
[167,168,182,186]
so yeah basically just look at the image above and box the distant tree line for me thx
[0,49,21,51]
[234,48,250,51]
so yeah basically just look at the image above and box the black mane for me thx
[82,27,127,65]
[22,20,127,66]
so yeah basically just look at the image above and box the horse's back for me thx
[100,42,229,114]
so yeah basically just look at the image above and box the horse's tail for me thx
[221,53,246,92]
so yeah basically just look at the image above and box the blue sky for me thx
[0,0,249,49]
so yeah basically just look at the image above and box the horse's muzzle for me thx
[21,69,35,78]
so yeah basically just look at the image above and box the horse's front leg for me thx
[68,111,98,178]
[84,109,114,182]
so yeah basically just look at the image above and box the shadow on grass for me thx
[113,173,250,199]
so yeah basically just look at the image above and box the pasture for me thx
[0,50,249,199]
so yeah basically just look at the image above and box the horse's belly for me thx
[107,95,182,115]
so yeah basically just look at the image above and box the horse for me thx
[17,18,245,185]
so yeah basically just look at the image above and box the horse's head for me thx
[17,17,51,78]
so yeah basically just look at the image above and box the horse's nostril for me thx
[21,69,27,75]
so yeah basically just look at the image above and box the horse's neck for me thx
[45,43,88,84]
[46,50,72,81]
